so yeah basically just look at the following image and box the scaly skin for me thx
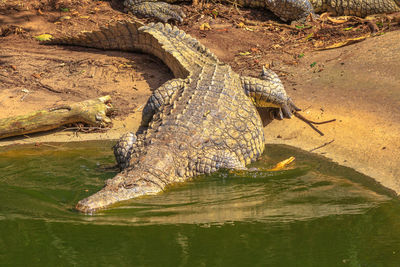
[123,0,400,22]
[45,20,298,213]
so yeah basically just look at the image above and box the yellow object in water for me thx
[268,156,295,171]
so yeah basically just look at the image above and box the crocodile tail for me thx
[42,20,219,78]
[139,22,219,65]
[43,20,144,50]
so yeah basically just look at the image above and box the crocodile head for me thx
[76,173,162,213]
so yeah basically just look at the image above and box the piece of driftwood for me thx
[0,95,113,139]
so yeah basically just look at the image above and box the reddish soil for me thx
[0,0,399,193]
[1,0,397,119]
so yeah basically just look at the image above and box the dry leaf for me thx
[318,35,370,50]
[59,15,71,21]
[319,12,330,21]
[199,23,211,31]
[314,40,324,47]
[303,32,314,42]
[327,16,350,24]
[237,22,245,28]
[31,73,41,79]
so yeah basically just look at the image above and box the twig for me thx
[241,18,298,30]
[17,135,61,148]
[136,103,145,111]
[61,126,111,132]
[223,0,242,7]
[265,21,299,30]
[295,112,336,125]
[37,81,63,93]
[0,74,14,84]
[20,92,29,101]
[226,0,242,15]
[271,68,290,74]
[310,139,335,152]
[302,105,312,112]
[294,112,336,136]
[325,51,345,63]
[40,143,61,149]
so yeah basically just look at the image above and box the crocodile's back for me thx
[144,63,265,176]
[45,19,265,170]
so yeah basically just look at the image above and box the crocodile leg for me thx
[113,132,139,170]
[141,78,187,126]
[215,151,248,170]
[241,67,300,120]
[114,78,187,170]
[123,0,185,22]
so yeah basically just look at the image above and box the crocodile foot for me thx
[113,132,137,170]
[124,0,186,22]
[270,98,301,120]
[259,67,300,119]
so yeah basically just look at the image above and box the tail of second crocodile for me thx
[44,20,219,78]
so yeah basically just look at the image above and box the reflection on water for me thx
[0,141,399,266]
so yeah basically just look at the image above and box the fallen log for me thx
[0,95,113,139]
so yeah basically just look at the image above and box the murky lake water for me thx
[1,141,399,266]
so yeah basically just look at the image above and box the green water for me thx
[0,141,400,266]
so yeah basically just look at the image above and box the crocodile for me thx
[123,0,400,22]
[45,20,299,213]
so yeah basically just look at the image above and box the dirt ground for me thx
[1,1,399,193]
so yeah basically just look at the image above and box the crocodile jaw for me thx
[76,178,163,214]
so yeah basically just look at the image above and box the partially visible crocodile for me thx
[45,20,299,213]
[123,0,400,22]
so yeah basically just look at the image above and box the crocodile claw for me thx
[124,0,186,23]
[272,98,301,120]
